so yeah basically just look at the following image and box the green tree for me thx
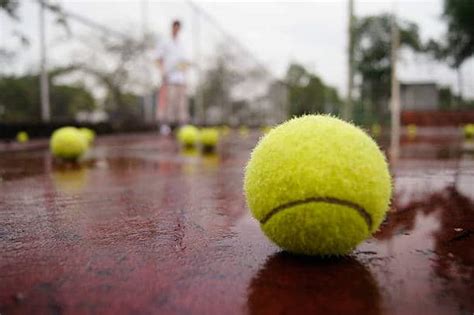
[60,31,154,125]
[285,63,342,117]
[353,14,422,119]
[200,54,240,117]
[442,0,474,67]
[196,45,255,124]
[439,86,454,110]
[51,85,96,120]
[0,73,96,122]
[0,75,39,121]
[425,0,474,101]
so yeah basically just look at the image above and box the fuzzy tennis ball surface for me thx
[79,128,96,146]
[200,128,219,152]
[50,127,88,161]
[177,125,199,147]
[244,115,392,256]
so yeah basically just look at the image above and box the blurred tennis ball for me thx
[370,123,381,137]
[50,127,88,161]
[463,124,474,139]
[79,128,96,146]
[177,125,199,147]
[244,115,392,256]
[16,131,29,143]
[407,124,417,139]
[200,128,219,152]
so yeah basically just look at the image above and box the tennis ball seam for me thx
[259,196,372,230]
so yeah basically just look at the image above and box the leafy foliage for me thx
[0,73,96,122]
[353,14,422,118]
[63,32,153,124]
[442,0,474,67]
[285,63,342,117]
[195,43,275,125]
[199,51,245,116]
[425,0,474,68]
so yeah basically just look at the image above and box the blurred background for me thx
[0,0,473,138]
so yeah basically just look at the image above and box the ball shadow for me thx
[247,252,381,315]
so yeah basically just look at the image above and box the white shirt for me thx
[155,37,187,85]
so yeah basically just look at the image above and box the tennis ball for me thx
[244,115,392,256]
[177,125,199,147]
[79,128,96,146]
[371,123,381,137]
[16,131,29,143]
[50,127,88,161]
[463,124,474,139]
[407,124,417,139]
[200,128,219,152]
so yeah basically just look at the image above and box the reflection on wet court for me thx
[1,131,473,314]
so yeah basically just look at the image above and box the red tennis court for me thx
[1,131,473,314]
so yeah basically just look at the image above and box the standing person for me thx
[155,20,190,135]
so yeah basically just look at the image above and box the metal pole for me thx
[343,0,354,121]
[390,9,400,162]
[457,66,463,103]
[193,7,204,125]
[141,0,153,124]
[39,0,50,122]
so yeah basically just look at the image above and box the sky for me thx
[1,0,473,98]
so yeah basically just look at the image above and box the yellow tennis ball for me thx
[79,128,96,146]
[407,124,417,139]
[244,115,392,256]
[16,131,29,143]
[177,125,199,147]
[200,128,219,152]
[371,123,381,137]
[463,124,474,139]
[50,127,88,161]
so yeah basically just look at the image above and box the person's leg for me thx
[166,85,178,125]
[159,84,174,135]
[157,84,167,123]
[177,85,189,125]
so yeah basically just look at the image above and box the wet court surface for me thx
[1,131,473,315]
